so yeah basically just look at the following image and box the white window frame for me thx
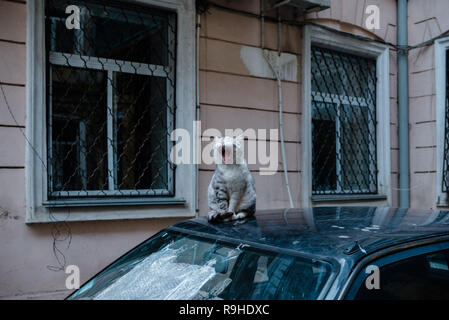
[435,37,449,207]
[25,0,197,223]
[301,25,391,208]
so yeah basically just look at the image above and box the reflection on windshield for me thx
[69,230,332,300]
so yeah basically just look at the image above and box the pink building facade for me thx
[0,0,447,299]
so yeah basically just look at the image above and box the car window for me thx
[68,230,332,300]
[353,249,449,300]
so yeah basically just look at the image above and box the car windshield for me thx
[68,229,332,300]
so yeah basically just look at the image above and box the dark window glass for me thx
[312,113,337,192]
[50,65,108,191]
[47,0,171,65]
[115,73,168,190]
[355,249,449,300]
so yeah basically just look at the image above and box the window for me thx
[301,25,390,206]
[46,0,175,198]
[442,50,449,193]
[435,38,449,206]
[311,46,377,195]
[442,50,449,192]
[353,249,449,300]
[26,0,196,222]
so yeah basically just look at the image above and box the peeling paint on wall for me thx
[240,45,298,82]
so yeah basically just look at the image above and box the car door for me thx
[343,240,449,300]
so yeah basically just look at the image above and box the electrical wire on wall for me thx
[260,0,294,208]
[0,82,72,272]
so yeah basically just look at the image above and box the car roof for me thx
[170,207,449,263]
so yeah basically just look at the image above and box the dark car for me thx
[67,207,449,300]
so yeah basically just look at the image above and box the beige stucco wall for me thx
[407,0,449,210]
[0,0,447,299]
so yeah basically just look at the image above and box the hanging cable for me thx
[260,0,294,208]
[0,83,72,272]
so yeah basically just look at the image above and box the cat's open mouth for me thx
[221,146,227,162]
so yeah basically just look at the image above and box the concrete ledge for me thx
[312,194,388,202]
[43,197,187,208]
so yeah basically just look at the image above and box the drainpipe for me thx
[397,0,409,208]
[195,13,201,216]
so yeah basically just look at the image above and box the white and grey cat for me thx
[207,135,256,222]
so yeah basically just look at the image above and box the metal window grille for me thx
[311,46,378,195]
[442,50,449,192]
[45,0,176,198]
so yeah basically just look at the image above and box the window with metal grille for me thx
[442,50,449,192]
[311,46,378,195]
[45,0,176,198]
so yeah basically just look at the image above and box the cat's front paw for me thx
[233,212,247,220]
[208,211,234,223]
[225,212,247,221]
[208,211,221,222]
[219,211,235,221]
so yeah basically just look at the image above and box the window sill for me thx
[43,197,186,208]
[312,194,388,203]
[437,193,449,207]
[27,197,194,224]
